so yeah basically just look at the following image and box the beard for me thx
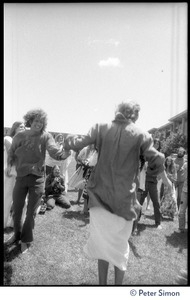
[177,153,184,158]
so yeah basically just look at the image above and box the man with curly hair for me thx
[5,108,71,253]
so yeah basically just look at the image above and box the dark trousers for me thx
[13,174,44,243]
[160,183,165,201]
[46,194,71,209]
[175,181,184,209]
[132,190,142,233]
[140,181,161,225]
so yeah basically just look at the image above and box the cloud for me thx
[98,57,122,68]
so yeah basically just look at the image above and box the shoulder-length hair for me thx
[165,156,176,174]
[23,108,48,132]
[46,165,61,181]
[115,101,140,122]
[153,138,161,152]
[55,133,64,143]
[9,121,23,137]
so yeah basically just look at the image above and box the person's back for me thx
[64,100,172,285]
[87,121,154,220]
[66,110,165,221]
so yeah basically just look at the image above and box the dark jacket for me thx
[45,174,65,196]
[8,130,70,177]
[65,118,165,221]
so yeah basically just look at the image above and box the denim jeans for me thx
[13,174,44,243]
[140,180,161,225]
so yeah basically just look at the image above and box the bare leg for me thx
[98,259,109,285]
[114,266,125,285]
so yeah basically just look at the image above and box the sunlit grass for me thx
[3,159,188,286]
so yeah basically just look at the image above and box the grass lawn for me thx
[3,158,188,286]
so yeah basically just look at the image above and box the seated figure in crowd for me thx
[45,165,71,210]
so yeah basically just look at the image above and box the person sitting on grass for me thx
[45,165,71,210]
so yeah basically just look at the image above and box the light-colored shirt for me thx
[174,157,186,183]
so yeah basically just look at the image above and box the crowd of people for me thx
[4,103,187,285]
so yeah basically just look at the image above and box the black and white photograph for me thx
[3,2,188,293]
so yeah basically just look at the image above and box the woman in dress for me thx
[160,156,177,220]
[60,136,73,193]
[45,133,63,176]
[71,146,92,204]
[79,145,98,216]
[45,134,72,193]
[4,121,25,228]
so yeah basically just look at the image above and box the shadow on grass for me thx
[143,213,175,223]
[143,214,155,221]
[68,189,78,193]
[128,239,142,259]
[62,210,90,226]
[3,244,20,285]
[137,222,156,234]
[165,230,188,253]
[3,263,13,285]
[70,200,79,205]
[4,243,21,262]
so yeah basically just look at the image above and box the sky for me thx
[4,3,187,135]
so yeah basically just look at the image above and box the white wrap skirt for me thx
[84,206,133,271]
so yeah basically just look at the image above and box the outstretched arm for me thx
[64,124,98,152]
[158,170,173,193]
[45,133,71,161]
